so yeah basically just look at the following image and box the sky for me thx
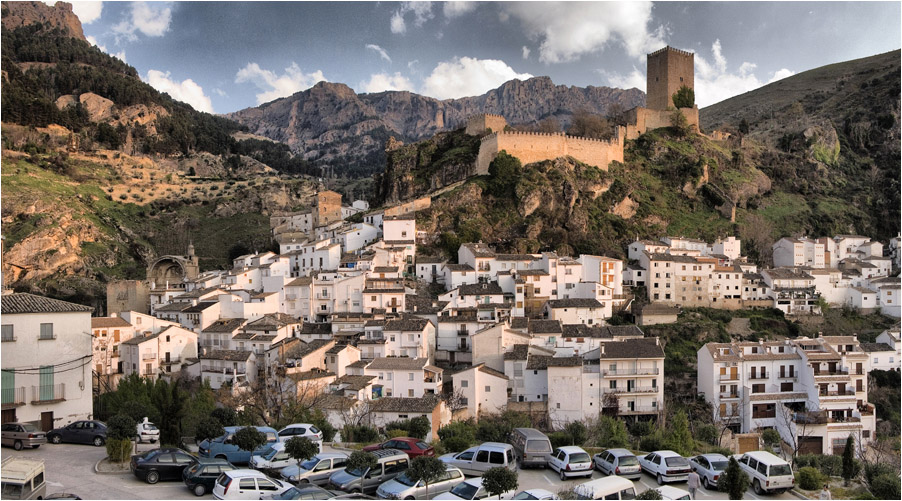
[64,1,901,114]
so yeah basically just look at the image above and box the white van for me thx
[736,451,795,495]
[439,442,517,476]
[574,476,637,500]
[0,458,46,500]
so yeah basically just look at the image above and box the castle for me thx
[469,46,699,173]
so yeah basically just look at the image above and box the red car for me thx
[362,437,435,457]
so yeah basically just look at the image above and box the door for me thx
[798,436,823,455]
[40,412,53,432]
[165,352,171,364]
[730,367,738,379]
[39,366,54,401]
[2,409,16,424]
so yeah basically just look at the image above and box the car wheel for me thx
[560,469,567,481]
[13,440,23,451]
[215,455,228,460]
[702,476,710,489]
[193,484,206,496]
[297,479,309,484]
[146,471,160,484]
[93,436,105,447]
[753,479,763,495]
[405,497,415,500]
[50,434,62,444]
[657,473,664,485]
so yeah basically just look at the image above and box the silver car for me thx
[279,453,349,486]
[1,423,46,450]
[688,453,728,490]
[376,464,464,499]
[593,449,641,480]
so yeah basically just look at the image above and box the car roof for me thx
[196,457,233,465]
[224,425,277,433]
[463,477,485,487]
[558,446,587,453]
[314,452,349,459]
[656,485,690,497]
[697,453,729,461]
[742,451,787,463]
[652,450,682,458]
[281,423,315,429]
[371,448,407,459]
[523,489,555,496]
[223,469,267,479]
[473,442,512,450]
[605,449,636,456]
[574,476,634,496]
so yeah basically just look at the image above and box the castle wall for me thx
[384,197,431,217]
[466,114,508,135]
[646,46,695,110]
[107,279,150,315]
[314,190,343,227]
[475,129,624,175]
[624,106,700,140]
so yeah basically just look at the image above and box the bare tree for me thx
[774,403,815,459]
[442,387,468,416]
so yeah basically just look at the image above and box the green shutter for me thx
[1,370,13,405]
[40,366,54,400]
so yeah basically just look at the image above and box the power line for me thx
[2,355,93,374]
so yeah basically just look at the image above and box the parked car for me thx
[199,426,279,464]
[512,489,559,500]
[573,477,637,500]
[593,449,641,480]
[1,423,46,450]
[638,451,691,485]
[688,453,728,490]
[183,457,237,496]
[376,463,464,499]
[250,442,294,473]
[654,486,691,500]
[262,484,336,500]
[439,442,516,476]
[47,420,107,447]
[212,469,292,500]
[279,452,349,486]
[136,418,160,444]
[433,477,516,500]
[277,424,324,445]
[548,446,593,480]
[509,428,553,468]
[328,449,409,494]
[736,451,795,495]
[130,447,198,484]
[0,457,46,500]
[363,437,434,458]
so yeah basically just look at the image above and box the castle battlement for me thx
[648,45,694,58]
[472,113,506,119]
[466,113,509,136]
[480,129,622,145]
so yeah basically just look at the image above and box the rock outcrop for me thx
[1,1,85,40]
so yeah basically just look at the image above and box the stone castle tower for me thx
[645,46,695,110]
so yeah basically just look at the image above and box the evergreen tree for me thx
[842,435,855,485]
[231,427,266,453]
[665,410,693,456]
[672,85,695,108]
[483,467,518,500]
[721,457,750,500]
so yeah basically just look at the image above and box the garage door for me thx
[738,435,760,453]
[799,436,823,455]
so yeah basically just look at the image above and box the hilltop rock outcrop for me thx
[1,1,85,39]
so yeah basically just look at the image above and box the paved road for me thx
[3,442,802,500]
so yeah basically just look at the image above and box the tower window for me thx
[680,77,684,82]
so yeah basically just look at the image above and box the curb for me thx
[788,488,809,499]
[94,457,131,475]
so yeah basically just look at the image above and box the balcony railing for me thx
[794,412,862,425]
[201,366,246,376]
[777,373,797,380]
[603,368,660,376]
[160,357,181,365]
[819,389,856,397]
[142,353,157,360]
[749,373,769,380]
[617,406,660,415]
[1,386,26,406]
[609,386,658,394]
[813,368,849,376]
[719,373,740,381]
[30,383,65,403]
[720,391,740,399]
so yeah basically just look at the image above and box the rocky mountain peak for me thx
[1,1,85,40]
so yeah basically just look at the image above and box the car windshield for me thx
[345,467,367,477]
[394,472,420,487]
[513,492,538,500]
[21,424,40,432]
[185,464,200,475]
[769,464,792,476]
[570,453,591,463]
[619,456,639,466]
[141,450,161,460]
[526,440,551,452]
[273,487,303,500]
[145,424,158,431]
[263,447,281,460]
[450,482,479,500]
[2,483,23,497]
[710,461,728,470]
[309,426,320,434]
[665,457,689,467]
[300,458,319,471]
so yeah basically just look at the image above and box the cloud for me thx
[443,2,476,18]
[601,66,646,91]
[500,2,666,63]
[71,1,103,24]
[522,46,531,59]
[390,2,435,34]
[145,70,213,113]
[86,35,126,62]
[693,40,795,107]
[235,62,327,104]
[421,57,533,100]
[366,44,392,63]
[212,88,227,97]
[112,1,171,41]
[359,72,415,93]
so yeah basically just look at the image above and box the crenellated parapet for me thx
[475,127,625,175]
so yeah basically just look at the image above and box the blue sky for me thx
[67,1,901,114]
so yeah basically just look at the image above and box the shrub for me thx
[549,431,572,450]
[384,416,430,440]
[106,438,133,463]
[594,416,629,448]
[672,85,695,108]
[386,429,408,438]
[211,407,238,426]
[342,425,380,443]
[107,414,137,441]
[475,411,530,443]
[761,429,781,448]
[442,435,471,453]
[870,473,901,500]
[694,422,718,446]
[483,467,518,498]
[636,488,663,500]
[639,429,666,453]
[438,420,477,444]
[195,417,225,444]
[564,421,588,447]
[798,467,824,490]
[722,457,750,500]
[231,427,266,452]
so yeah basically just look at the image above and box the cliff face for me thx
[1,1,85,39]
[226,77,645,176]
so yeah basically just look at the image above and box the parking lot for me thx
[3,442,802,500]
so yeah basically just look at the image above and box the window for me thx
[408,373,414,381]
[408,389,414,397]
[609,381,617,389]
[39,323,54,340]
[1,325,13,342]
[485,386,491,392]
[461,380,468,388]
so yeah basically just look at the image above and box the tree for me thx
[761,428,781,450]
[738,118,750,135]
[564,421,588,446]
[842,435,856,485]
[346,450,378,475]
[106,414,137,441]
[721,457,750,500]
[567,109,613,139]
[195,417,225,444]
[285,436,319,470]
[670,109,691,137]
[407,416,431,440]
[483,467,518,500]
[636,488,664,500]
[152,379,186,445]
[672,85,695,108]
[488,151,522,197]
[665,410,694,457]
[595,416,629,448]
[407,456,447,499]
[231,427,266,453]
[535,117,561,133]
[211,407,238,427]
